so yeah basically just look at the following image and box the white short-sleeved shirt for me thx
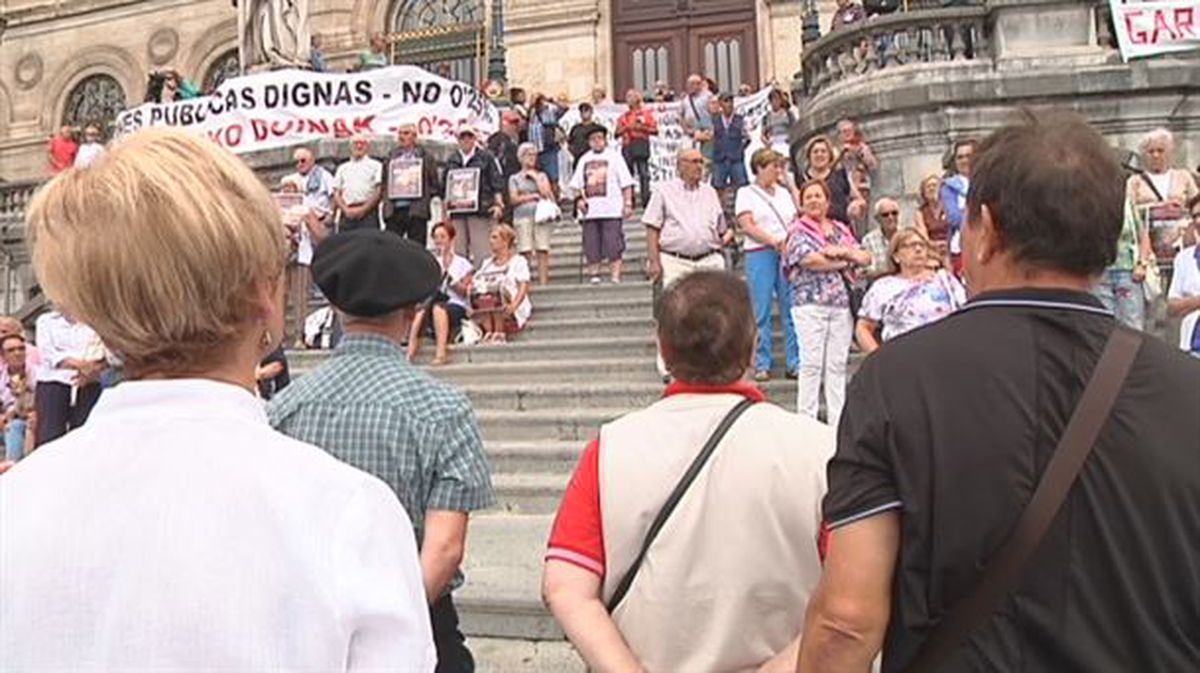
[440,253,474,309]
[1169,246,1200,300]
[334,156,383,206]
[73,142,105,168]
[0,379,435,672]
[476,255,533,327]
[569,148,636,220]
[735,184,796,252]
[35,311,103,386]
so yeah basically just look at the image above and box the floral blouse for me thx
[860,270,966,342]
[784,215,862,308]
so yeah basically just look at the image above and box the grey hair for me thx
[873,197,900,216]
[1139,127,1174,155]
[517,142,539,159]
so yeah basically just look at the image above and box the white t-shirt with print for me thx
[735,183,797,252]
[475,255,533,328]
[569,148,636,220]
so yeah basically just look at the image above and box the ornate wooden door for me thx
[612,0,759,96]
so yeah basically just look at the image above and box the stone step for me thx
[492,472,570,514]
[469,638,583,673]
[476,407,628,442]
[462,379,799,413]
[529,280,654,302]
[459,513,560,641]
[534,297,653,320]
[486,440,582,475]
[523,316,655,341]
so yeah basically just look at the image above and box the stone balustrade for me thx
[0,180,41,220]
[799,1,1118,100]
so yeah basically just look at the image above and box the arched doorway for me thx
[62,74,127,136]
[389,0,485,85]
[204,49,242,92]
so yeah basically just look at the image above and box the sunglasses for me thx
[879,211,900,218]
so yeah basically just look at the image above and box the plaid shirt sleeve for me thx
[427,406,495,512]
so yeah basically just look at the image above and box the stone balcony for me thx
[789,0,1200,205]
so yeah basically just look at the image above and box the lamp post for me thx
[486,0,508,84]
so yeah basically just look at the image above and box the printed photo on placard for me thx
[446,167,481,213]
[1143,203,1190,260]
[583,159,609,198]
[388,157,423,200]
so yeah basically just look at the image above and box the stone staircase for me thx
[289,215,805,671]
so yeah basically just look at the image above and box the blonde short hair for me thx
[491,223,517,249]
[26,128,287,376]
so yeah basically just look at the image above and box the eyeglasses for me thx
[679,158,704,164]
[879,211,900,218]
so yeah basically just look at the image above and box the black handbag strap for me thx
[605,397,757,613]
[1137,171,1166,202]
[904,328,1142,672]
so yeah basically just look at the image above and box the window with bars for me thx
[703,38,743,95]
[62,74,127,133]
[204,50,241,92]
[390,0,484,85]
[631,45,670,94]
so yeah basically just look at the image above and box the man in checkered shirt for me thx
[269,230,495,673]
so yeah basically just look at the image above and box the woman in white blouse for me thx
[2,128,435,672]
[408,221,474,364]
[472,223,533,344]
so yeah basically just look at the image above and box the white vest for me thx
[599,393,834,673]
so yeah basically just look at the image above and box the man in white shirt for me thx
[334,134,383,231]
[284,148,334,345]
[643,147,731,378]
[73,124,106,168]
[33,309,107,446]
[569,127,635,284]
[679,74,714,141]
[1168,197,1200,355]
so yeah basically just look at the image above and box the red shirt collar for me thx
[663,380,766,402]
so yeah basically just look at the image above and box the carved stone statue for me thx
[237,0,311,71]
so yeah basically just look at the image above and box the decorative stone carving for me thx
[147,28,180,65]
[238,0,311,71]
[14,54,43,90]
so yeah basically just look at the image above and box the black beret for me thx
[586,126,608,139]
[312,230,440,317]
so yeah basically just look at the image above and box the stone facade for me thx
[0,0,806,182]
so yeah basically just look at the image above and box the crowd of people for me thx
[6,113,1198,673]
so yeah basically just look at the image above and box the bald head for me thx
[293,147,316,175]
[677,148,705,185]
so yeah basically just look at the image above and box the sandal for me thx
[753,370,770,382]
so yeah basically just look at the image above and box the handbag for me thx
[1142,261,1163,302]
[534,198,561,224]
[840,271,865,321]
[902,329,1142,672]
[606,398,758,613]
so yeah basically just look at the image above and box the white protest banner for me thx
[116,65,500,154]
[1110,0,1200,61]
[559,87,777,188]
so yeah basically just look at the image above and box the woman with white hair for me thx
[509,141,557,285]
[1,128,435,671]
[1100,127,1199,328]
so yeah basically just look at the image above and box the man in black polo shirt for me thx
[798,112,1200,672]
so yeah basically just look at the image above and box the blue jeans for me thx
[711,159,749,190]
[745,248,800,373]
[5,418,26,461]
[1093,268,1144,330]
[538,149,560,182]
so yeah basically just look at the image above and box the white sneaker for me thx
[589,276,601,285]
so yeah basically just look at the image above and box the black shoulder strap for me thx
[605,397,757,613]
[904,328,1142,672]
[1138,171,1166,202]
